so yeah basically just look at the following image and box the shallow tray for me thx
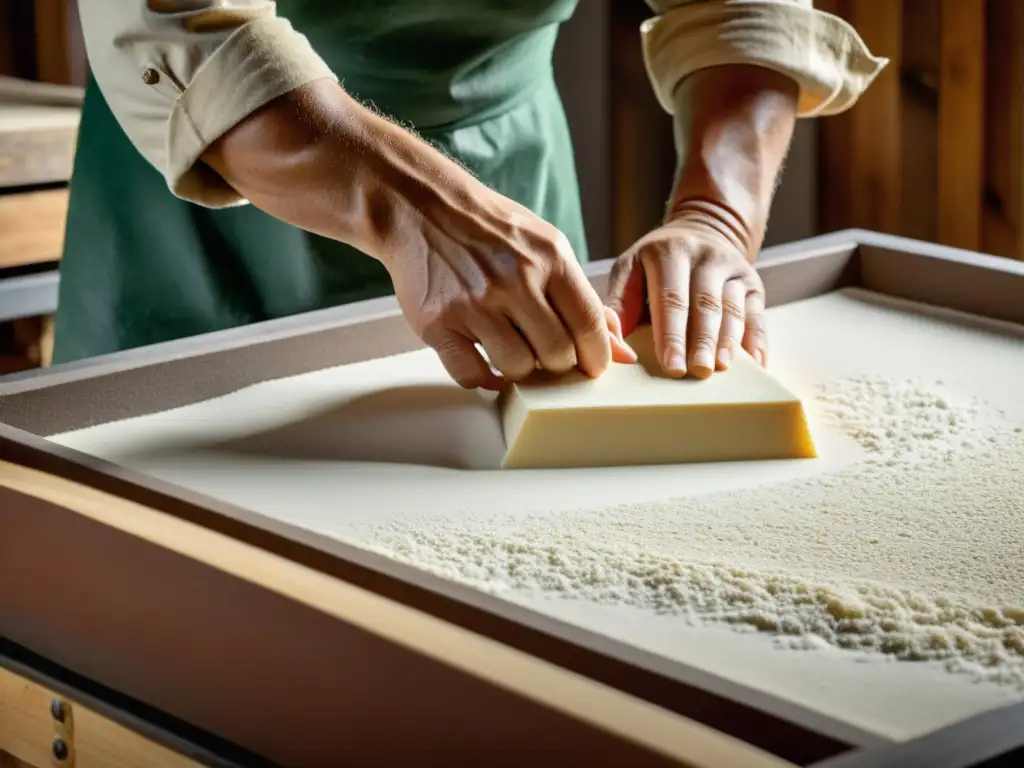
[1,229,1022,767]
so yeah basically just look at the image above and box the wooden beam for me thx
[0,78,82,189]
[0,189,69,269]
[0,106,80,188]
[937,0,986,251]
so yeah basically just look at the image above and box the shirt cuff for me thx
[166,16,337,208]
[641,0,888,118]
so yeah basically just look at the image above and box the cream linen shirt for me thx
[78,0,887,208]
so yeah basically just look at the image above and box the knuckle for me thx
[513,257,542,286]
[549,229,575,261]
[505,359,538,382]
[661,331,688,351]
[657,288,689,313]
[697,247,730,268]
[544,358,576,375]
[526,228,572,266]
[745,318,768,343]
[466,282,505,313]
[640,240,683,269]
[692,331,718,351]
[436,293,474,322]
[536,343,576,372]
[744,270,765,293]
[722,297,745,320]
[432,335,464,358]
[694,291,722,314]
[575,301,606,336]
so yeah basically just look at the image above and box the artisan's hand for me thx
[602,65,798,379]
[205,79,633,391]
[605,213,766,379]
[385,184,636,390]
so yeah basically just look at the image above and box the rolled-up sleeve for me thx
[79,1,337,207]
[642,0,888,118]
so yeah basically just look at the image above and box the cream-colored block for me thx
[499,326,817,469]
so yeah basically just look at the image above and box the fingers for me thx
[604,305,638,364]
[605,253,646,337]
[430,331,504,391]
[742,285,768,367]
[507,289,578,375]
[717,278,746,370]
[637,241,764,379]
[544,260,612,379]
[465,314,538,382]
[687,254,736,379]
[641,245,690,377]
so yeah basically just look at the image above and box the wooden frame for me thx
[0,665,200,768]
[0,230,1022,767]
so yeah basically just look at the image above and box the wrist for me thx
[664,197,760,258]
[668,65,797,260]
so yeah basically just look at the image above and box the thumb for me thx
[604,253,645,337]
[604,306,637,364]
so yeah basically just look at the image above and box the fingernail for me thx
[665,349,686,375]
[693,347,715,374]
[754,348,766,367]
[717,346,732,368]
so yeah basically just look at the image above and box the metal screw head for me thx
[141,68,160,85]
[52,737,69,761]
[50,698,65,722]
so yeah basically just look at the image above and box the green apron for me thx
[53,0,586,364]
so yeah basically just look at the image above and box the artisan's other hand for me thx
[385,184,636,391]
[605,212,766,380]
[603,65,798,380]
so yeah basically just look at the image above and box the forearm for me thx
[668,65,798,261]
[203,79,482,266]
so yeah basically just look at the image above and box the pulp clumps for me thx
[369,376,1024,690]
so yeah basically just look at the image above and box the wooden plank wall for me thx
[818,0,1024,260]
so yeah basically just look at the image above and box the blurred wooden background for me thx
[0,1,1019,373]
[0,0,83,372]
[609,0,1024,262]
